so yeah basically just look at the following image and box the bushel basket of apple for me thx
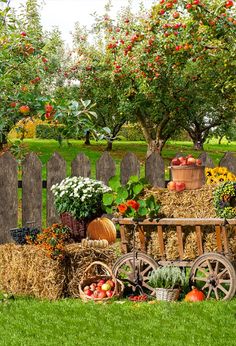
[79,261,124,302]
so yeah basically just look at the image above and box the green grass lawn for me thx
[0,296,235,346]
[20,138,236,179]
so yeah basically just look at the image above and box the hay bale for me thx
[65,243,117,298]
[0,244,65,300]
[145,185,216,218]
[0,243,118,300]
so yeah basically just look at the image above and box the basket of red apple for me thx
[169,155,205,190]
[79,261,124,302]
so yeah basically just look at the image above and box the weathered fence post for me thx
[71,153,91,177]
[120,152,140,185]
[0,152,18,243]
[47,152,66,226]
[22,153,42,228]
[220,152,236,175]
[198,152,215,168]
[145,152,165,188]
[96,152,116,185]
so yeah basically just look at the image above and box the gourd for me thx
[184,287,205,302]
[87,217,116,244]
[81,238,109,249]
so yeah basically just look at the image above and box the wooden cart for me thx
[112,218,236,300]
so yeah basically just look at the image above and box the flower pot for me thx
[60,212,88,242]
[155,287,180,301]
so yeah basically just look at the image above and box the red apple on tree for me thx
[19,105,30,114]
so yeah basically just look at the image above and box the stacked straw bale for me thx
[0,243,117,300]
[124,185,236,260]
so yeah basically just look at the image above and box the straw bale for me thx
[65,243,117,298]
[0,244,65,300]
[0,243,118,300]
[145,185,216,218]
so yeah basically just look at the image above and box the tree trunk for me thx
[218,136,223,145]
[106,140,113,151]
[84,131,91,145]
[193,139,204,150]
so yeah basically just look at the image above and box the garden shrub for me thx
[119,124,145,141]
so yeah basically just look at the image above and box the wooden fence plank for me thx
[46,152,66,226]
[120,152,140,185]
[0,152,18,243]
[71,153,91,177]
[198,152,215,168]
[96,152,116,185]
[220,152,236,175]
[22,153,42,228]
[145,152,165,188]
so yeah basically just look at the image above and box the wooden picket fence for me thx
[0,150,236,244]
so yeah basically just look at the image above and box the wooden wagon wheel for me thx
[112,252,158,296]
[189,253,236,300]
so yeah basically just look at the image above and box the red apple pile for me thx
[129,294,148,302]
[83,278,115,299]
[167,181,186,192]
[171,155,202,167]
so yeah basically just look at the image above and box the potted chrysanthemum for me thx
[51,176,111,241]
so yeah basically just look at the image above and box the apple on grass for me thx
[84,289,93,297]
[106,290,114,298]
[105,279,115,289]
[97,290,107,299]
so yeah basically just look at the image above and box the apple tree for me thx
[71,0,235,154]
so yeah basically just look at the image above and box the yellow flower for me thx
[205,168,213,177]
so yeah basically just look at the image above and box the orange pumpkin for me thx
[184,287,205,302]
[87,217,116,244]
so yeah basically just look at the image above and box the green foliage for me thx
[148,266,187,289]
[102,175,160,219]
[118,125,145,141]
[213,181,236,219]
[36,124,62,140]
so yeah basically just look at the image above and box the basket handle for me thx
[82,261,116,282]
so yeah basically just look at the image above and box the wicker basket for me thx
[79,261,124,302]
[171,165,205,190]
[155,288,180,301]
[60,212,88,242]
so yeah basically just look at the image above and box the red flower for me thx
[126,200,140,211]
[117,203,128,214]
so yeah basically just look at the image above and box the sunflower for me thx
[205,166,236,185]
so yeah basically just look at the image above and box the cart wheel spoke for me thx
[206,259,214,274]
[217,268,228,279]
[206,286,213,299]
[217,284,229,295]
[193,276,208,282]
[141,264,153,276]
[219,279,231,284]
[214,261,219,275]
[201,282,209,291]
[213,287,219,300]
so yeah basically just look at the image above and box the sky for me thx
[10,0,154,46]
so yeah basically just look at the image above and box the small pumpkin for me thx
[81,238,109,248]
[184,287,205,302]
[87,217,116,244]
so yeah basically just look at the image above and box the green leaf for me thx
[117,186,128,200]
[138,207,148,216]
[132,183,143,196]
[108,176,121,192]
[102,193,114,206]
[128,175,139,183]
